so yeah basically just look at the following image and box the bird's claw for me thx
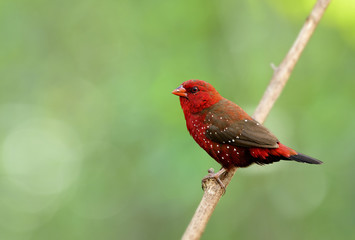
[202,168,227,195]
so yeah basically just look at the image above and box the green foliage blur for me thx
[1,0,354,239]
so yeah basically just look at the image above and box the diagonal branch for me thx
[182,0,331,239]
[253,0,331,122]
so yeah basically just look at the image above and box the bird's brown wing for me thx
[205,112,279,148]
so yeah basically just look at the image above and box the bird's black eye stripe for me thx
[191,86,199,93]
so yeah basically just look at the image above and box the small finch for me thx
[172,80,322,188]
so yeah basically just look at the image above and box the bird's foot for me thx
[202,168,228,195]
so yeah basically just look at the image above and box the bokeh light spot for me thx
[2,118,82,195]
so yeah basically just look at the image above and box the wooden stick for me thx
[181,1,331,239]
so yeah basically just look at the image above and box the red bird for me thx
[172,80,322,187]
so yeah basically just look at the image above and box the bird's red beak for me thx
[172,85,188,97]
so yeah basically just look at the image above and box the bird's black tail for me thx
[288,153,323,164]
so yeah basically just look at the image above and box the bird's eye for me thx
[191,86,199,93]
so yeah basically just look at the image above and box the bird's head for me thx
[172,80,222,113]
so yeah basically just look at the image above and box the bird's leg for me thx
[202,167,228,194]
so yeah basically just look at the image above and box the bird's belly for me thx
[188,120,253,168]
[193,132,253,168]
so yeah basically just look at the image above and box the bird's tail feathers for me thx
[288,153,323,165]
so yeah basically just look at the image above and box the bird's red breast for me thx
[172,80,322,168]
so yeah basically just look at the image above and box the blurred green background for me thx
[0,0,354,239]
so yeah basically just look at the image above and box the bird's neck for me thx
[180,95,222,115]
